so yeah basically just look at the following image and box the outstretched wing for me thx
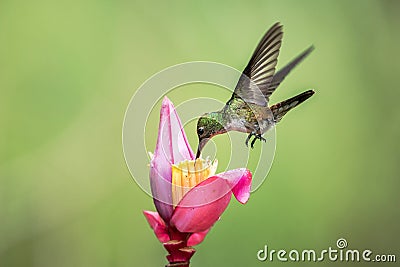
[233,22,283,106]
[265,45,314,97]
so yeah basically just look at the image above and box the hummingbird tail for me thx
[271,90,314,123]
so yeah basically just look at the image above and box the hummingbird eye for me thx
[197,127,204,136]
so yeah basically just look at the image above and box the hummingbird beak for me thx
[196,138,209,159]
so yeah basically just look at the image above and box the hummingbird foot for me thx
[245,132,255,147]
[250,134,266,149]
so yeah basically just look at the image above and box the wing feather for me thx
[265,45,315,97]
[233,22,283,106]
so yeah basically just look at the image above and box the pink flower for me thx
[143,97,252,266]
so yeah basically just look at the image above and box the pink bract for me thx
[145,96,252,247]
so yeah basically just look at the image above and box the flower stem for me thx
[166,261,190,267]
[163,237,195,267]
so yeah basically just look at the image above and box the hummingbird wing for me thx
[265,45,314,97]
[233,22,283,106]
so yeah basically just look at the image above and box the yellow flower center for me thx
[171,158,218,207]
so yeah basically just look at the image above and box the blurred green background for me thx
[1,0,399,266]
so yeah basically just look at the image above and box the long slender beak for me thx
[195,138,209,159]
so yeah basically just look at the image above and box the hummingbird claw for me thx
[258,135,266,142]
[250,134,266,149]
[250,136,256,149]
[245,133,254,147]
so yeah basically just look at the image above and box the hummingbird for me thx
[195,22,315,159]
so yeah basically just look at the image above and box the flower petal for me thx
[170,168,252,233]
[187,229,210,246]
[150,97,195,222]
[150,163,174,223]
[218,168,252,204]
[143,210,170,243]
[156,97,194,164]
[170,176,232,233]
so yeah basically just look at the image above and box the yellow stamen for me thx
[172,158,218,207]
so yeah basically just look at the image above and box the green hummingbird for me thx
[195,22,315,159]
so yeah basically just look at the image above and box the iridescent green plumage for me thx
[196,22,315,158]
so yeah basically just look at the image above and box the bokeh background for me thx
[1,0,399,266]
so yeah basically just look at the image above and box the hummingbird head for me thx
[195,112,227,159]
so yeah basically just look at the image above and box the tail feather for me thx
[271,90,314,122]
